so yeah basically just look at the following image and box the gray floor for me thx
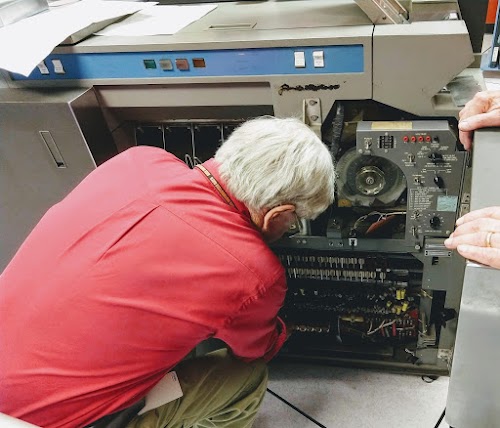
[254,362,450,428]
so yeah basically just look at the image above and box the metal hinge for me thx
[354,0,409,24]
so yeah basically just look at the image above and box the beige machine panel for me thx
[373,20,474,115]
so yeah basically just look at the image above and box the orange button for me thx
[175,59,190,71]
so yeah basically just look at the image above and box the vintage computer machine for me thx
[274,118,470,374]
[0,0,484,374]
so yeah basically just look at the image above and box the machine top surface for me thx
[180,0,372,31]
[56,0,373,52]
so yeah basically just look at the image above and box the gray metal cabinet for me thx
[0,88,116,271]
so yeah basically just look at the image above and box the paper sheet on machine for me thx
[94,4,217,37]
[0,0,151,77]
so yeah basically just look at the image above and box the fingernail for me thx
[458,120,469,130]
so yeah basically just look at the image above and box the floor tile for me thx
[262,362,449,428]
[253,389,320,428]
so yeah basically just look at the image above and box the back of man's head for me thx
[214,116,335,219]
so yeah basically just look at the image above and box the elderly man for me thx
[0,116,335,428]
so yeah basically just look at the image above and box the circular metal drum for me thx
[336,148,406,207]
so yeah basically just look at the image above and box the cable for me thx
[353,211,407,232]
[433,408,445,428]
[421,375,439,384]
[266,388,328,428]
[330,102,344,158]
[367,319,396,336]
[184,154,194,169]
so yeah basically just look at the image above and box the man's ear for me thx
[261,204,296,242]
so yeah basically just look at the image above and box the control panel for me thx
[11,44,364,81]
[354,121,468,244]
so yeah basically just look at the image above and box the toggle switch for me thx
[312,50,324,68]
[37,61,49,75]
[294,51,306,68]
[433,175,445,189]
[51,59,65,74]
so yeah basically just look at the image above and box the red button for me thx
[426,136,432,142]
[192,58,206,68]
[418,136,424,142]
[403,136,409,142]
[410,136,416,142]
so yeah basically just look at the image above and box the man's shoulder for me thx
[95,147,190,189]
[224,233,285,286]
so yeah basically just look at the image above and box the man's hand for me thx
[445,207,500,268]
[459,90,500,150]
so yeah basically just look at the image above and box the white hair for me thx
[214,116,335,219]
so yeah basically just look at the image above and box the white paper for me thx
[0,0,151,76]
[95,4,216,37]
[138,371,184,415]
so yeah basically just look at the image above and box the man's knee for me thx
[245,358,268,393]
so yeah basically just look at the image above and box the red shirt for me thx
[0,147,287,428]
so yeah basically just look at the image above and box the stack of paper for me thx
[0,0,150,76]
[95,4,216,37]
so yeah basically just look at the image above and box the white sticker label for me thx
[138,371,184,415]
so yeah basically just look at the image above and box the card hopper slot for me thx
[39,130,66,168]
[208,23,256,30]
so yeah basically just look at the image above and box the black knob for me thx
[429,152,444,163]
[433,176,445,189]
[430,216,441,229]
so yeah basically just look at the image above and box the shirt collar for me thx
[198,159,252,220]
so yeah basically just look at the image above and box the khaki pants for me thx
[127,349,268,428]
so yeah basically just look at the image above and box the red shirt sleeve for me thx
[215,274,287,362]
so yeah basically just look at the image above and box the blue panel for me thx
[12,45,364,81]
[482,1,500,72]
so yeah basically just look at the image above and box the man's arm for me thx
[215,276,288,362]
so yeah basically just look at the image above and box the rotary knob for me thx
[430,216,441,230]
[429,152,444,163]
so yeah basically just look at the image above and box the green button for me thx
[143,59,157,69]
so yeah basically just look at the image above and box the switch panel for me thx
[12,45,365,81]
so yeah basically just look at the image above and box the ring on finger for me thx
[486,231,495,248]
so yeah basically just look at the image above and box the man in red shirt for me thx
[0,117,335,428]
